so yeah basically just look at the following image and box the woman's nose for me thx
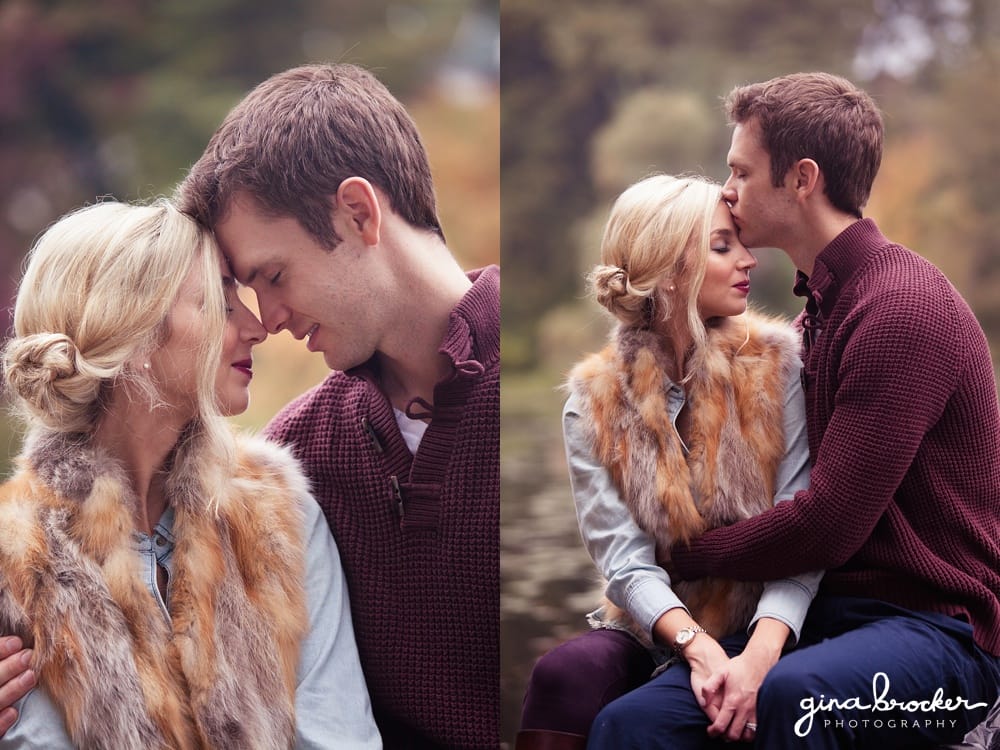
[739,250,757,270]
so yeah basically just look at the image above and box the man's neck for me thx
[375,230,473,411]
[783,211,861,277]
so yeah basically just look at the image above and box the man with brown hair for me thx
[589,72,1000,749]
[0,63,499,748]
[190,63,499,749]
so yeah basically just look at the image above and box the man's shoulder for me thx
[852,241,964,314]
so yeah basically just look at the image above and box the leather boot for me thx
[514,729,588,750]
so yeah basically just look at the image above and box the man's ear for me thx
[336,177,381,245]
[791,158,821,200]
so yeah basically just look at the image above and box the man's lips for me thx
[305,324,319,352]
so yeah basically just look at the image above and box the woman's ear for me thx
[336,177,382,245]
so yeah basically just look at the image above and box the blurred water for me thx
[500,386,604,747]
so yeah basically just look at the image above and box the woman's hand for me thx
[682,636,732,722]
[652,609,731,722]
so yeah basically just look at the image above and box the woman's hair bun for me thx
[589,264,650,326]
[3,332,102,432]
[591,264,629,307]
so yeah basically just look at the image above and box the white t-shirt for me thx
[394,407,429,455]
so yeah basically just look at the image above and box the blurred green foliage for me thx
[501,0,1000,372]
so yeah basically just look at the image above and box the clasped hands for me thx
[686,635,775,744]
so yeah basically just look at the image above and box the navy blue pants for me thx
[588,597,1000,749]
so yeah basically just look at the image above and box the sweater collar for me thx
[794,218,891,318]
[347,265,500,385]
[440,265,500,372]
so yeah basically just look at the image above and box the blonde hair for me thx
[590,174,722,350]
[3,200,228,444]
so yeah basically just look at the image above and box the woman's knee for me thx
[525,645,585,698]
[520,630,651,733]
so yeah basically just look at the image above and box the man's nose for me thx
[721,179,737,204]
[258,295,288,334]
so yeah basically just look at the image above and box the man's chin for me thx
[322,350,360,373]
[321,351,341,371]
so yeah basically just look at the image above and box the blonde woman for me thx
[0,201,380,748]
[518,175,822,749]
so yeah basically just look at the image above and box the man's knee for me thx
[589,696,642,746]
[758,659,814,721]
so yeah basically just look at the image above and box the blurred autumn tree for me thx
[0,0,499,474]
[501,0,1000,372]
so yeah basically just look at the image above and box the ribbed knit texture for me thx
[266,267,500,748]
[671,221,1000,655]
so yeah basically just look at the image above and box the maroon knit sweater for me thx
[266,267,500,748]
[671,220,1000,655]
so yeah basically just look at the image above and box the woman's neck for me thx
[93,395,189,535]
[652,317,693,384]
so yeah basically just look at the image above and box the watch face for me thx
[677,629,693,645]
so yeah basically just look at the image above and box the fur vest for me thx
[568,311,800,643]
[0,427,310,749]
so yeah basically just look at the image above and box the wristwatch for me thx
[672,626,707,656]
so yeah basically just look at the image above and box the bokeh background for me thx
[0,0,499,470]
[500,0,1000,745]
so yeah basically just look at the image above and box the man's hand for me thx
[700,647,770,742]
[0,636,36,735]
[702,618,789,743]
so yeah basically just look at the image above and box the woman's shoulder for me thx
[204,433,313,550]
[0,468,47,547]
[700,311,801,389]
[741,309,800,351]
[231,433,311,505]
[565,325,662,392]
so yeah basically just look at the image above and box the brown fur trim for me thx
[569,311,800,641]
[0,429,309,748]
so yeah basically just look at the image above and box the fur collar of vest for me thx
[0,426,310,749]
[568,311,800,642]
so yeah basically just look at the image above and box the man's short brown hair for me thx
[725,72,883,217]
[176,63,443,248]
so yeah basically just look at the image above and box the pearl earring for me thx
[143,362,151,370]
